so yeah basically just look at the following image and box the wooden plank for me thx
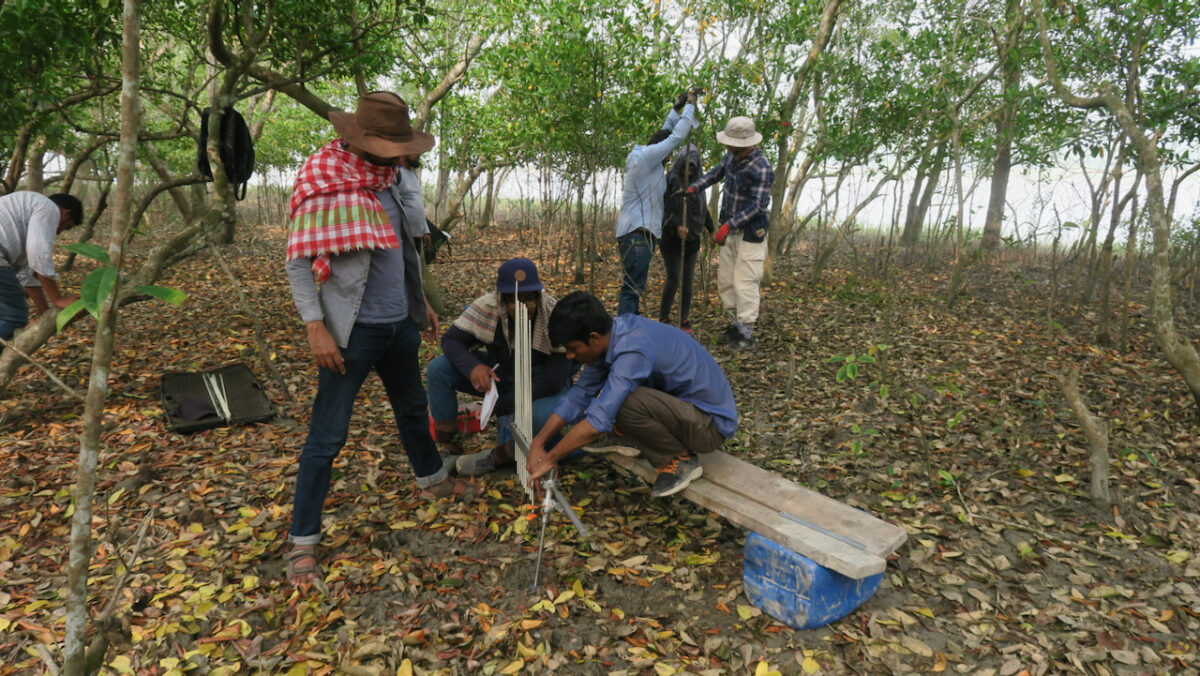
[698,452,908,556]
[599,447,907,557]
[602,452,888,578]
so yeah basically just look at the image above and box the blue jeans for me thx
[617,231,655,316]
[0,267,30,352]
[426,353,564,446]
[290,319,445,544]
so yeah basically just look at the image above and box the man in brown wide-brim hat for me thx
[283,91,476,590]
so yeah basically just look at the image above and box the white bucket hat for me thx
[716,116,763,148]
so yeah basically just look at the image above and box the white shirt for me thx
[0,191,61,287]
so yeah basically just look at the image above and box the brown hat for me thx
[329,91,436,157]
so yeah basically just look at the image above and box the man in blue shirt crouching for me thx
[526,291,738,497]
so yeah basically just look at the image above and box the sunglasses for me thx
[501,291,541,304]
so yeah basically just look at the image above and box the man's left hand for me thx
[423,304,440,344]
[527,441,557,485]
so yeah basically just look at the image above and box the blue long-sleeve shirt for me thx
[690,147,775,231]
[553,315,738,438]
[614,104,696,239]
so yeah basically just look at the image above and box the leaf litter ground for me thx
[1,224,1199,675]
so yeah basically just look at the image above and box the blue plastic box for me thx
[743,532,884,629]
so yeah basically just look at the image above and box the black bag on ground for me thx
[161,363,274,433]
[198,106,256,200]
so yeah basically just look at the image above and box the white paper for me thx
[479,381,499,430]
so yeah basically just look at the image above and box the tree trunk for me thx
[573,181,585,285]
[481,170,496,228]
[1096,170,1139,346]
[901,145,945,245]
[25,139,46,192]
[1118,193,1140,350]
[979,0,1023,253]
[64,1,141,673]
[2,121,34,193]
[1057,368,1111,507]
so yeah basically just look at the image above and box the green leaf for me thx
[63,242,110,264]
[847,362,859,379]
[134,285,188,307]
[80,266,118,316]
[858,355,876,363]
[56,299,86,332]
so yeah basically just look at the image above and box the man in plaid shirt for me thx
[684,116,775,350]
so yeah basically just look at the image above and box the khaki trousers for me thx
[614,387,726,468]
[717,231,767,328]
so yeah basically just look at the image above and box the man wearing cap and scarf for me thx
[682,116,775,351]
[615,91,697,317]
[284,91,474,588]
[427,258,574,476]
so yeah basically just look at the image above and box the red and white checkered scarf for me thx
[287,141,400,282]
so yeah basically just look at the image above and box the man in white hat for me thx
[682,116,775,350]
[283,91,475,589]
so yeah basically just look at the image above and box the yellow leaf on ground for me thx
[500,658,525,675]
[397,659,414,676]
[802,656,821,674]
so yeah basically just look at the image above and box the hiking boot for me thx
[715,325,740,345]
[652,454,703,497]
[680,321,694,336]
[729,335,756,351]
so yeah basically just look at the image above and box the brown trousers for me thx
[613,387,726,468]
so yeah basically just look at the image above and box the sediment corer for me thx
[531,475,589,589]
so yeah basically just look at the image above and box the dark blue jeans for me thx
[618,231,655,316]
[290,318,445,544]
[0,267,30,353]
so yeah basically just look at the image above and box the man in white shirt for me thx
[0,191,83,350]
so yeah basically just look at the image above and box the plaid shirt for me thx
[287,141,400,282]
[690,147,775,230]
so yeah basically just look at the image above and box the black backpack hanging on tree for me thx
[198,106,255,200]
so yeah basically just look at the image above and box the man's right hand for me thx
[677,226,688,240]
[52,295,79,310]
[307,321,345,374]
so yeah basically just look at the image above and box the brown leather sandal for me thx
[285,544,319,586]
[420,477,479,501]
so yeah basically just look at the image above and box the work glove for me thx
[687,90,698,106]
[714,222,733,245]
[674,92,688,112]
